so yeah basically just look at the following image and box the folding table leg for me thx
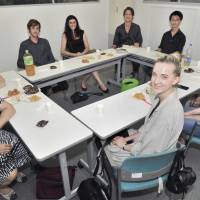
[58,152,77,200]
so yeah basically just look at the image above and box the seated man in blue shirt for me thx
[17,19,68,95]
[158,11,186,54]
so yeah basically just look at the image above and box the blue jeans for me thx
[183,102,200,137]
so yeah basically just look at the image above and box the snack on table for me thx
[106,53,113,57]
[24,85,39,95]
[8,89,20,97]
[87,55,95,60]
[36,120,49,128]
[50,65,57,69]
[184,68,194,73]
[133,92,145,100]
[28,95,42,102]
[82,57,89,63]
[23,85,32,92]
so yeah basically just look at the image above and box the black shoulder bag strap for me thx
[93,139,112,200]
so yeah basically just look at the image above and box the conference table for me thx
[123,45,166,66]
[18,46,200,90]
[71,70,200,140]
[5,46,200,199]
[121,45,166,80]
[18,48,128,88]
[0,71,93,200]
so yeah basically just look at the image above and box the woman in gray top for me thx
[106,55,184,166]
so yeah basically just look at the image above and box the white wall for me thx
[0,0,109,72]
[109,0,200,60]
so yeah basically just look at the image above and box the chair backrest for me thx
[119,144,185,182]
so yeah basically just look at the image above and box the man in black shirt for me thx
[158,11,186,54]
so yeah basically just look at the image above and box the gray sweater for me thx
[131,91,184,155]
[106,91,184,166]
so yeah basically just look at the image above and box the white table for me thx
[71,71,200,140]
[0,71,93,200]
[18,49,128,88]
[124,46,166,66]
[121,46,166,80]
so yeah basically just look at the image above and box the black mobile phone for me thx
[177,84,189,90]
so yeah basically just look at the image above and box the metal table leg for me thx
[108,60,121,86]
[121,58,127,80]
[58,152,77,200]
[87,137,96,170]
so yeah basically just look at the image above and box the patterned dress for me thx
[0,99,31,183]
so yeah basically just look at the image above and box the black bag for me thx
[71,92,89,103]
[70,91,103,104]
[77,139,112,200]
[166,151,196,199]
[36,166,76,199]
[52,80,69,93]
[166,123,197,199]
[77,178,109,200]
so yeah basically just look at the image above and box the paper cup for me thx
[146,46,151,52]
[96,49,101,59]
[15,78,22,89]
[96,104,104,114]
[59,60,64,69]
[46,102,53,113]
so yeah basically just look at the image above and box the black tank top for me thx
[66,30,85,53]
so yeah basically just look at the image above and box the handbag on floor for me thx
[36,166,76,199]
[77,138,112,200]
[166,123,197,199]
[71,91,103,104]
[77,178,110,200]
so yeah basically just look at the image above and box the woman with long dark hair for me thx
[61,15,108,92]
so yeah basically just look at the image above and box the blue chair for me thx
[108,145,184,200]
[186,122,200,146]
[191,136,200,145]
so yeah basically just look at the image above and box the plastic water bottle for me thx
[23,50,35,76]
[184,43,192,67]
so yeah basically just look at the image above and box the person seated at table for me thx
[113,7,143,78]
[17,19,68,95]
[182,96,200,137]
[157,11,186,54]
[105,55,184,167]
[61,15,108,93]
[0,99,31,200]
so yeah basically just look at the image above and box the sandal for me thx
[81,81,87,91]
[0,188,17,200]
[16,172,27,183]
[99,84,109,93]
